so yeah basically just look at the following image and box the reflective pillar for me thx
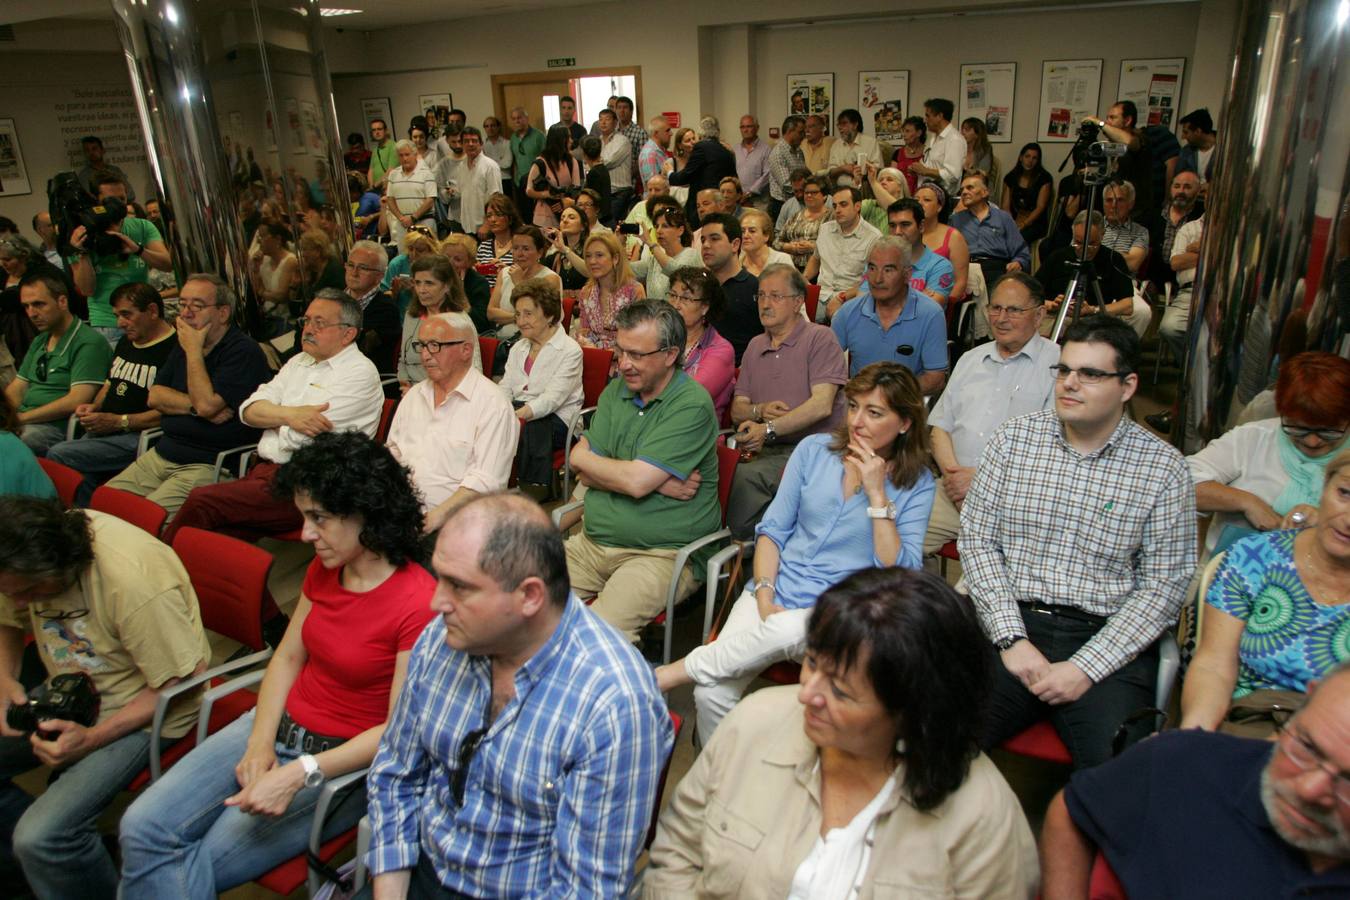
[108,0,352,325]
[1181,0,1350,448]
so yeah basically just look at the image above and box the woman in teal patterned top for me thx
[1181,448,1350,732]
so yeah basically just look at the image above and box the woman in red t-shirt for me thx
[120,431,436,898]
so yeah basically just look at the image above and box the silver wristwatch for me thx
[866,501,896,519]
[299,753,325,789]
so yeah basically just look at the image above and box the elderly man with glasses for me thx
[105,274,270,518]
[1035,210,1150,337]
[563,300,721,643]
[162,290,383,544]
[385,312,517,534]
[1040,661,1350,898]
[959,314,1196,770]
[725,263,847,540]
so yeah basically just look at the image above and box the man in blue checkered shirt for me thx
[958,314,1196,769]
[364,493,673,898]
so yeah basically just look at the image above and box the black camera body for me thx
[48,172,129,259]
[6,673,101,740]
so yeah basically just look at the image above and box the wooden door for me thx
[498,79,571,133]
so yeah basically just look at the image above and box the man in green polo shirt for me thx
[67,174,172,346]
[565,300,721,643]
[366,118,398,188]
[5,272,113,454]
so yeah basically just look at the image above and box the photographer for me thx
[1081,102,1154,222]
[0,497,210,900]
[67,174,172,347]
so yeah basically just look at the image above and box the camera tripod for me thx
[1048,168,1112,344]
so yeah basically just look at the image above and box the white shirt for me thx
[1172,217,1204,287]
[492,266,562,339]
[240,342,383,464]
[384,159,437,246]
[600,132,633,191]
[482,135,514,177]
[923,122,966,195]
[499,326,585,428]
[787,771,898,900]
[826,133,882,170]
[385,367,519,510]
[1188,417,1287,554]
[456,154,504,235]
[814,218,882,297]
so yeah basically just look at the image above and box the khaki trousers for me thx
[565,530,699,642]
[923,479,962,556]
[106,449,215,520]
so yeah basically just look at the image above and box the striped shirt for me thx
[958,409,1197,682]
[367,595,673,895]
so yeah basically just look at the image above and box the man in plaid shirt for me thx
[958,314,1196,768]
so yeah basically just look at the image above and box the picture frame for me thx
[0,118,32,197]
[857,70,910,144]
[1118,58,1187,131]
[958,62,1017,143]
[1037,59,1103,143]
[417,93,453,137]
[360,97,395,133]
[787,73,834,134]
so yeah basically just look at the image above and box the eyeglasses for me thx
[988,304,1037,318]
[297,317,353,331]
[1276,723,1350,807]
[1050,364,1129,384]
[666,290,704,306]
[410,339,467,354]
[343,261,383,274]
[36,606,89,621]
[180,301,223,314]
[614,345,674,362]
[1281,422,1347,444]
[756,292,801,303]
[451,727,488,807]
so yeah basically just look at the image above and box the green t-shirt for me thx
[370,140,399,185]
[71,216,163,327]
[0,432,57,499]
[16,318,114,413]
[510,128,546,186]
[582,370,722,557]
[861,199,888,235]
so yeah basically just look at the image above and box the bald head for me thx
[440,491,570,608]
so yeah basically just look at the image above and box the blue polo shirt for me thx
[1065,729,1350,898]
[831,289,948,377]
[852,245,956,303]
[950,204,1030,268]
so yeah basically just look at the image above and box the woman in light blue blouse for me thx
[656,362,935,738]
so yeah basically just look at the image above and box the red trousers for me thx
[163,462,302,545]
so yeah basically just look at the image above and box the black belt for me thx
[1018,600,1107,628]
[276,710,347,754]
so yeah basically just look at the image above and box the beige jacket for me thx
[643,686,1039,899]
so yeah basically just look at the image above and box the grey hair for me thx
[781,114,806,133]
[311,289,362,328]
[0,235,36,262]
[350,240,389,272]
[698,116,720,140]
[394,138,416,155]
[427,310,478,341]
[758,263,807,298]
[1072,210,1107,233]
[184,273,238,314]
[615,299,687,368]
[1105,179,1136,203]
[648,116,670,130]
[871,235,913,267]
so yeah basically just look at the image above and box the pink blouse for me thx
[684,326,736,424]
[577,280,641,350]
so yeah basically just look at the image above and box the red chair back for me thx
[580,348,614,407]
[714,443,740,526]
[89,485,167,537]
[644,710,683,850]
[804,284,821,322]
[561,294,577,333]
[375,397,398,444]
[479,336,500,370]
[172,527,274,652]
[36,458,82,507]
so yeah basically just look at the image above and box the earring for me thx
[894,738,907,754]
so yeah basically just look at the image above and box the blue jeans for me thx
[0,725,154,900]
[46,432,141,506]
[94,325,122,347]
[118,710,366,900]
[18,422,64,456]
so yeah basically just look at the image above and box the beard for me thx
[1260,765,1350,860]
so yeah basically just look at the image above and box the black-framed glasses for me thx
[451,727,488,807]
[1050,364,1129,385]
[180,300,224,314]
[666,289,704,306]
[1281,421,1347,444]
[410,339,466,355]
[36,607,89,621]
[614,345,674,362]
[1275,720,1350,807]
[36,354,50,381]
[297,317,353,331]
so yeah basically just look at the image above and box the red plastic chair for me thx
[804,284,821,322]
[645,710,683,850]
[36,457,82,507]
[561,294,577,333]
[375,397,398,445]
[89,485,167,537]
[479,336,500,372]
[560,348,616,498]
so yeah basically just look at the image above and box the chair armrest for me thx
[379,374,399,387]
[1156,631,1180,712]
[137,427,163,457]
[198,665,270,744]
[703,541,747,643]
[561,405,597,499]
[148,647,274,781]
[550,500,583,529]
[306,767,371,897]
[212,442,259,482]
[65,413,79,441]
[662,528,730,664]
[354,815,372,892]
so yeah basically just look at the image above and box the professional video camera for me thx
[1068,120,1129,182]
[48,172,129,259]
[5,672,101,741]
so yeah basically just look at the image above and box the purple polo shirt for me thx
[735,318,848,439]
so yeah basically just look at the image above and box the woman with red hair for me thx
[1189,351,1350,555]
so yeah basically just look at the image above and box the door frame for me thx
[491,66,643,126]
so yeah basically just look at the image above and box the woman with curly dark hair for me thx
[119,431,436,898]
[644,567,1039,898]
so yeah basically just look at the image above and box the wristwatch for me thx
[188,405,198,417]
[993,635,1024,652]
[298,753,325,789]
[119,414,130,433]
[134,242,146,256]
[865,501,896,519]
[763,420,777,444]
[753,578,775,596]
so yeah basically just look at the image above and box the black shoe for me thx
[1145,411,1173,433]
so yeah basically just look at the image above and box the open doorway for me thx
[492,67,642,134]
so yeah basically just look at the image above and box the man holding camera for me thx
[67,174,172,347]
[0,497,211,900]
[1082,102,1154,223]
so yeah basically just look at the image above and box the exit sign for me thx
[547,57,576,68]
